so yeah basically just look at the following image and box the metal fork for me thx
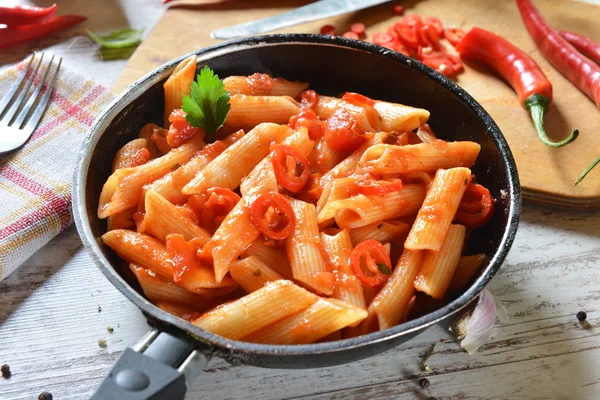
[0,53,62,154]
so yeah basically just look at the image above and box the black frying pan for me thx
[72,34,521,400]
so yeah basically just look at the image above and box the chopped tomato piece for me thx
[350,240,392,288]
[342,92,376,107]
[444,27,466,47]
[271,145,311,193]
[320,24,336,36]
[250,192,296,240]
[166,233,204,282]
[324,108,366,153]
[296,172,323,204]
[454,183,495,228]
[355,178,403,195]
[298,89,319,110]
[131,148,150,167]
[289,109,325,140]
[188,187,240,232]
[167,109,204,147]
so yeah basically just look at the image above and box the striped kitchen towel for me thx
[0,59,114,280]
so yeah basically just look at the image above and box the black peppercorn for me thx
[38,392,53,400]
[1,364,10,378]
[576,311,587,321]
[419,378,430,388]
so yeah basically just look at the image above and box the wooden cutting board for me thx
[113,0,600,209]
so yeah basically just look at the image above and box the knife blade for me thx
[211,0,391,40]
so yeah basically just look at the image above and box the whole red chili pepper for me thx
[516,0,600,109]
[556,30,600,66]
[456,27,578,148]
[0,15,87,49]
[0,4,57,26]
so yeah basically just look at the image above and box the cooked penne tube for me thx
[155,301,201,322]
[230,256,284,293]
[321,229,366,317]
[225,95,301,129]
[405,168,471,251]
[369,250,424,330]
[241,126,314,196]
[107,208,136,231]
[138,190,211,245]
[152,129,172,155]
[223,74,309,97]
[243,238,293,279]
[316,177,358,219]
[359,142,481,175]
[414,224,466,299]
[112,138,148,171]
[349,220,411,247]
[319,132,388,189]
[163,55,197,127]
[98,135,205,218]
[139,173,188,211]
[130,264,235,309]
[416,123,437,143]
[243,298,368,344]
[331,184,427,229]
[373,100,430,132]
[308,136,349,174]
[182,123,291,195]
[193,280,319,340]
[287,198,334,295]
[138,123,162,158]
[449,254,486,291]
[315,95,380,132]
[102,230,235,292]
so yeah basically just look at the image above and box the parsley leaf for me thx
[87,28,144,49]
[377,263,391,275]
[182,66,230,142]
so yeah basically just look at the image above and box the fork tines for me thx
[0,52,62,138]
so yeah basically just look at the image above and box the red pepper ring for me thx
[354,178,403,196]
[454,183,495,228]
[425,17,444,36]
[395,23,419,49]
[271,145,311,193]
[350,240,393,288]
[444,27,466,47]
[372,32,396,47]
[250,192,296,240]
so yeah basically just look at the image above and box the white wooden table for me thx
[1,1,600,399]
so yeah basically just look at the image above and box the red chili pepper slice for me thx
[422,56,455,77]
[167,109,204,147]
[250,193,296,240]
[289,109,325,141]
[372,32,395,47]
[271,145,311,193]
[355,178,403,196]
[444,27,466,47]
[320,24,336,36]
[342,31,360,40]
[392,4,404,15]
[454,183,495,228]
[350,23,366,37]
[324,108,366,153]
[188,187,240,231]
[425,17,444,36]
[395,23,419,49]
[0,15,87,49]
[0,4,57,26]
[342,92,376,107]
[350,240,392,288]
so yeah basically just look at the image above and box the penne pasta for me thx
[330,184,427,229]
[316,177,359,220]
[373,100,430,132]
[225,95,301,129]
[308,136,349,174]
[243,238,293,280]
[139,173,188,211]
[414,224,467,299]
[405,168,472,251]
[182,123,291,195]
[139,190,211,245]
[230,256,284,293]
[223,74,309,97]
[315,95,380,132]
[98,135,205,218]
[243,298,368,344]
[193,280,319,340]
[138,123,162,158]
[369,250,424,330]
[449,254,486,291]
[107,208,136,231]
[102,230,235,291]
[349,220,411,247]
[321,229,366,317]
[112,138,148,171]
[163,55,197,127]
[287,198,335,296]
[416,123,438,143]
[359,141,481,175]
[155,301,201,322]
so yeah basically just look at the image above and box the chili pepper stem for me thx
[525,94,578,148]
[575,155,600,185]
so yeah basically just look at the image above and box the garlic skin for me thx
[450,289,497,353]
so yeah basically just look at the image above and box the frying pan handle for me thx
[92,330,210,400]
